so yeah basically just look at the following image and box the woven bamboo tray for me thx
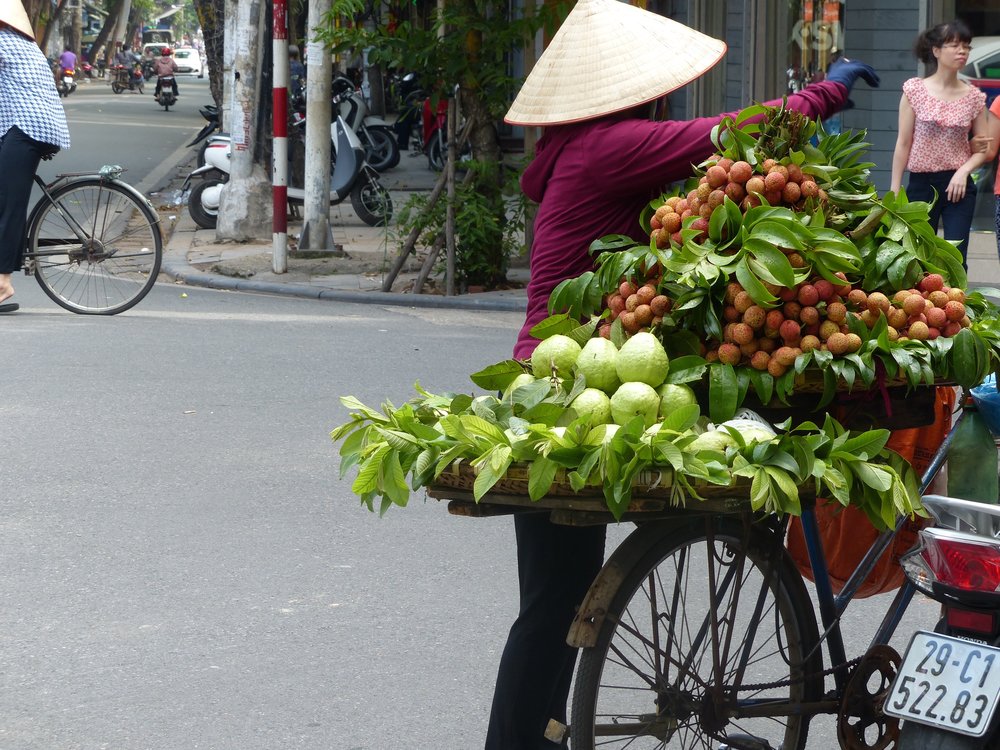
[427,462,779,524]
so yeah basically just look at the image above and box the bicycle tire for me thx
[571,516,823,750]
[27,179,162,315]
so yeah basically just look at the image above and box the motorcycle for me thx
[57,66,77,97]
[155,75,177,111]
[110,64,144,94]
[187,104,222,167]
[885,494,1000,748]
[182,98,392,230]
[328,75,400,172]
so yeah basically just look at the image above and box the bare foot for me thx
[0,275,14,304]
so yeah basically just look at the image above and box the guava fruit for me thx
[720,418,777,445]
[615,332,669,387]
[688,430,737,453]
[584,423,620,446]
[656,382,699,417]
[610,381,661,427]
[567,387,612,428]
[575,338,620,393]
[530,335,582,379]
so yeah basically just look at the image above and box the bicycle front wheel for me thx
[28,179,162,314]
[571,516,823,750]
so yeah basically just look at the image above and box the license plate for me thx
[884,631,1000,737]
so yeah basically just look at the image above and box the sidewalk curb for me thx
[160,211,528,313]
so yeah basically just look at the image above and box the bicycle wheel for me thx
[28,179,162,315]
[571,516,823,750]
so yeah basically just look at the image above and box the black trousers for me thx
[485,513,606,749]
[0,127,57,274]
[907,170,977,267]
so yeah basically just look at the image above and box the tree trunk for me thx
[460,83,507,287]
[88,0,126,71]
[193,0,225,107]
[216,0,271,241]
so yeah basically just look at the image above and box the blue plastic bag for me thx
[971,374,1000,437]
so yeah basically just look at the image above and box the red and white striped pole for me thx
[272,0,289,273]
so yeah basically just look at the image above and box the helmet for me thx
[161,47,172,56]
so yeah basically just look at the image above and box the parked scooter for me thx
[182,100,392,229]
[885,494,1000,748]
[155,75,177,111]
[187,105,222,166]
[56,65,76,97]
[329,75,400,172]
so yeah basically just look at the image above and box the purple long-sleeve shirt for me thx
[513,80,850,359]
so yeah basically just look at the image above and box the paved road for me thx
[37,75,210,195]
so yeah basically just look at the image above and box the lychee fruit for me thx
[717,342,742,366]
[944,300,966,322]
[919,274,945,293]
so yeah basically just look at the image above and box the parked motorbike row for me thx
[182,89,393,230]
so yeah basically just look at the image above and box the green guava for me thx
[610,381,661,427]
[531,335,582,379]
[656,383,699,418]
[616,332,670,387]
[575,337,620,393]
[688,430,738,453]
[567,387,612,428]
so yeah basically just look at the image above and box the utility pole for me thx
[272,0,289,272]
[298,0,334,252]
[217,0,271,241]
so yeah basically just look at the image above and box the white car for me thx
[961,36,1000,105]
[172,47,204,78]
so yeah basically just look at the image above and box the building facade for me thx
[517,0,999,225]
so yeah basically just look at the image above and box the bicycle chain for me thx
[735,655,863,692]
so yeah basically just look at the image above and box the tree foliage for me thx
[314,0,568,288]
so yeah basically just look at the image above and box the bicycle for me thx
[21,163,162,314]
[431,405,964,749]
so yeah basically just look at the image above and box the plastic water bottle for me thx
[947,399,1000,504]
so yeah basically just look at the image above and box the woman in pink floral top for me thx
[890,20,990,266]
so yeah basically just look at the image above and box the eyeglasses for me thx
[940,42,973,53]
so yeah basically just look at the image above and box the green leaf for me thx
[352,445,391,496]
[473,446,512,501]
[528,457,558,501]
[660,403,701,433]
[530,313,577,340]
[665,355,709,384]
[708,363,739,423]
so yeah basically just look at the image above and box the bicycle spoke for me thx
[572,520,821,750]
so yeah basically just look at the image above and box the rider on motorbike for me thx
[152,47,178,99]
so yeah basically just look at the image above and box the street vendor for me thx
[487,0,880,747]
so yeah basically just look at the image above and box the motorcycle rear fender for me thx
[181,165,225,191]
[362,116,390,128]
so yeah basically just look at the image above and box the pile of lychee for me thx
[599,270,971,376]
[648,157,827,248]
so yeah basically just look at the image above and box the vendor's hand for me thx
[946,172,969,202]
[971,134,994,154]
[825,58,881,91]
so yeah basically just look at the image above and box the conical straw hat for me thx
[0,0,34,40]
[505,0,726,126]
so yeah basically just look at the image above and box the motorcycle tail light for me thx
[919,533,1000,593]
[945,606,997,635]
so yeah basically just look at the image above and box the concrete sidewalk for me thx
[154,147,1000,307]
[156,147,530,312]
